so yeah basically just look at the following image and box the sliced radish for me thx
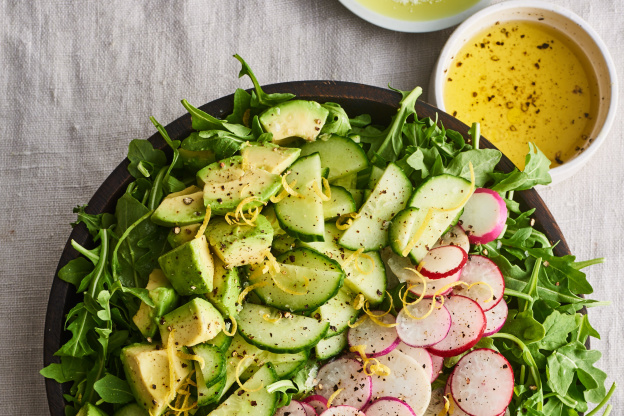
[428,295,486,357]
[320,406,365,416]
[454,255,505,311]
[433,225,470,253]
[300,402,318,416]
[370,349,432,416]
[419,246,468,280]
[387,253,461,297]
[275,401,307,416]
[315,358,372,410]
[429,352,445,383]
[424,388,450,416]
[444,376,470,416]
[395,342,433,382]
[348,312,400,357]
[363,397,416,416]
[483,298,508,336]
[396,300,451,348]
[303,395,328,415]
[459,188,508,245]
[450,349,514,416]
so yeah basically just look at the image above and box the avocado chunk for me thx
[206,214,273,267]
[158,235,214,296]
[241,142,300,174]
[159,298,225,347]
[76,403,107,416]
[121,343,191,416]
[259,100,329,144]
[196,156,282,215]
[167,223,201,248]
[151,185,206,227]
[113,403,149,416]
[132,269,180,338]
[205,258,241,318]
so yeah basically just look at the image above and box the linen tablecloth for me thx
[1,1,622,414]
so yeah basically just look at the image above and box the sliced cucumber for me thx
[330,173,357,188]
[237,303,329,353]
[367,165,385,189]
[323,186,357,221]
[220,334,263,399]
[204,331,233,352]
[346,188,366,209]
[197,375,226,407]
[241,349,309,380]
[316,286,361,337]
[209,363,279,416]
[275,154,325,242]
[315,331,348,361]
[299,134,370,181]
[193,344,226,389]
[399,174,472,262]
[338,163,412,252]
[301,223,387,305]
[249,248,344,312]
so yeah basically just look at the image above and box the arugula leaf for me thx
[349,113,371,128]
[126,139,167,179]
[55,303,97,358]
[491,143,552,191]
[320,102,351,136]
[58,257,94,289]
[443,149,501,186]
[233,54,295,108]
[40,357,92,383]
[538,310,578,351]
[181,99,252,136]
[182,129,252,160]
[225,88,252,125]
[93,374,134,404]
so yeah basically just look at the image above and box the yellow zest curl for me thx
[350,344,368,361]
[262,312,282,323]
[236,355,263,392]
[336,212,360,230]
[271,273,309,296]
[466,281,495,304]
[434,281,469,298]
[176,351,205,370]
[363,292,393,318]
[281,173,304,199]
[223,316,237,337]
[239,183,250,197]
[238,282,268,305]
[326,388,344,408]
[195,206,212,239]
[342,248,364,269]
[400,268,427,306]
[270,177,298,203]
[438,394,451,416]
[312,179,331,202]
[261,250,281,276]
[348,314,368,329]
[353,294,366,311]
[364,358,391,377]
[167,329,177,401]
[354,252,375,275]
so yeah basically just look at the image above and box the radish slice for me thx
[444,376,470,416]
[388,253,461,297]
[483,298,508,336]
[429,352,444,383]
[455,255,505,311]
[275,401,307,416]
[320,406,365,416]
[450,349,514,416]
[419,246,468,280]
[301,402,318,416]
[428,295,486,358]
[364,397,416,416]
[424,388,450,416]
[303,395,328,415]
[348,312,400,357]
[395,342,433,382]
[396,300,451,348]
[370,349,432,416]
[315,358,372,410]
[459,188,508,245]
[433,225,470,253]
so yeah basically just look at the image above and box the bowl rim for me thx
[338,0,491,33]
[43,80,572,415]
[429,0,619,185]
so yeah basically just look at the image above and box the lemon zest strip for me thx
[348,314,368,328]
[223,316,237,337]
[342,248,364,269]
[312,180,331,202]
[336,212,359,230]
[353,293,366,310]
[466,281,495,303]
[167,329,177,402]
[270,178,297,203]
[438,394,451,416]
[176,351,205,370]
[237,282,268,305]
[236,355,264,392]
[262,312,282,323]
[271,273,309,296]
[195,206,212,239]
[326,388,345,408]
[281,173,304,199]
[354,252,375,275]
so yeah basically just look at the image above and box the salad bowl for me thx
[43,80,572,415]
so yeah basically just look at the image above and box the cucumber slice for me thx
[301,224,387,305]
[315,332,348,361]
[300,134,370,181]
[400,174,472,262]
[209,364,279,416]
[275,154,325,242]
[339,163,412,251]
[330,173,357,188]
[249,248,345,312]
[346,188,366,209]
[197,375,226,407]
[323,186,357,221]
[316,287,361,337]
[204,331,233,352]
[193,344,226,389]
[238,303,329,353]
[271,233,298,255]
[367,165,385,189]
[241,349,309,380]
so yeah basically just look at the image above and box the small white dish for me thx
[339,0,491,33]
[429,0,618,185]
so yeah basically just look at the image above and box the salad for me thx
[42,55,615,416]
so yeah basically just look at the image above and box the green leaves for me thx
[58,257,94,289]
[234,54,295,108]
[55,303,97,358]
[127,139,166,179]
[491,143,552,191]
[539,310,579,351]
[93,374,134,404]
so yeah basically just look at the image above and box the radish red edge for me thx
[419,245,468,280]
[396,300,452,348]
[275,401,307,416]
[362,397,417,416]
[483,298,508,336]
[300,401,318,416]
[303,395,328,415]
[319,406,366,416]
[459,188,508,245]
[454,255,505,312]
[347,312,400,357]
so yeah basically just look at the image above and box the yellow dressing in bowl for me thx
[356,0,481,22]
[443,21,599,169]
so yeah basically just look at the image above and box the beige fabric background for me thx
[0,0,621,414]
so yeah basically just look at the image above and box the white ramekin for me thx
[428,1,618,185]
